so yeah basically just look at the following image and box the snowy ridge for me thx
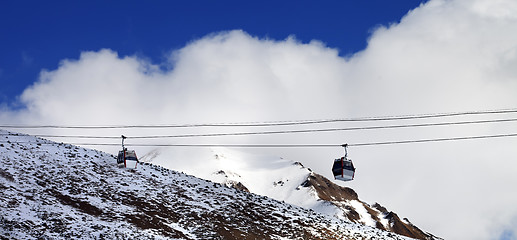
[145,146,440,240]
[1,129,413,239]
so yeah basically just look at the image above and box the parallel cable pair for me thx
[2,132,517,147]
[1,108,517,129]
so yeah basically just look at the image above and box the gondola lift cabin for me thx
[117,135,139,169]
[332,144,356,181]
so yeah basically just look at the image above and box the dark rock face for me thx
[301,172,359,201]
[372,203,442,240]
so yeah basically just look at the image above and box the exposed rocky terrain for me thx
[0,130,435,239]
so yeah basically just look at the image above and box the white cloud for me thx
[2,0,517,239]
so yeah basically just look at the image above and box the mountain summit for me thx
[1,130,438,239]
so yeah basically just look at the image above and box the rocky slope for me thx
[144,148,440,240]
[1,129,415,239]
[302,172,438,240]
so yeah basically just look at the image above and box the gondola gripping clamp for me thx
[121,135,127,151]
[341,144,349,159]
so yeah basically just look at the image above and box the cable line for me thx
[348,132,517,146]
[1,108,517,129]
[2,132,517,148]
[110,117,517,139]
[6,117,517,139]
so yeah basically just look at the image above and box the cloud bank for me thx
[2,0,517,239]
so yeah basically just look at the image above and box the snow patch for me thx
[349,200,377,227]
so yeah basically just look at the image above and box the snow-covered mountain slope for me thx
[1,129,413,239]
[143,147,440,240]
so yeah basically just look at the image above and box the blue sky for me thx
[0,0,423,104]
